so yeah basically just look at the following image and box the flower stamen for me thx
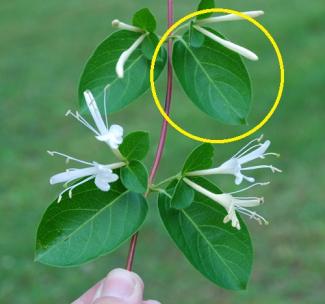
[229,182,270,195]
[186,136,281,185]
[65,110,100,136]
[183,178,269,230]
[47,151,93,166]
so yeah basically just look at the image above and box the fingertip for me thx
[105,268,144,292]
[99,268,144,303]
[71,300,84,304]
[93,297,127,304]
[72,279,104,304]
[143,300,161,304]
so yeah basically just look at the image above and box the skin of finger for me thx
[93,296,128,304]
[101,269,144,304]
[143,300,161,304]
[72,279,104,304]
[71,269,145,304]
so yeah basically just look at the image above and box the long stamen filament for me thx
[47,151,93,166]
[68,176,95,198]
[263,152,280,157]
[235,143,263,159]
[65,110,100,136]
[232,135,264,158]
[235,206,268,224]
[103,84,110,129]
[229,182,270,195]
[58,176,94,202]
[241,165,282,173]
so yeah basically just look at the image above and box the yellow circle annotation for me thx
[149,8,285,144]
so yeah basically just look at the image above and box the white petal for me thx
[98,171,119,183]
[238,140,271,164]
[83,90,108,135]
[94,176,111,191]
[109,124,124,138]
[50,167,96,184]
[235,174,244,185]
[96,124,124,149]
[234,197,262,207]
[94,172,119,191]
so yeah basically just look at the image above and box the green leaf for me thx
[35,180,148,267]
[172,29,252,125]
[182,143,214,174]
[197,0,215,20]
[79,31,166,114]
[121,160,148,193]
[170,179,195,209]
[158,178,253,290]
[133,8,157,32]
[189,22,205,48]
[141,33,165,62]
[119,131,150,161]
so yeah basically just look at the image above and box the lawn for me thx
[0,0,324,303]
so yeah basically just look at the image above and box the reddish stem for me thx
[125,0,174,272]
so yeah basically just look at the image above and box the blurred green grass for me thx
[1,0,324,303]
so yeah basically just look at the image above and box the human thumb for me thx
[92,268,144,304]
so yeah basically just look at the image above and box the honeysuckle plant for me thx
[35,0,282,296]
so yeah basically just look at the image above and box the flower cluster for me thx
[49,90,126,202]
[185,136,281,230]
[111,10,264,80]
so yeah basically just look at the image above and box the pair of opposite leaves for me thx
[79,7,252,126]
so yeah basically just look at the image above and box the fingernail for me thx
[101,269,135,298]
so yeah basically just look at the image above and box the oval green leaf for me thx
[189,22,205,48]
[35,180,148,267]
[133,8,157,33]
[121,160,148,193]
[197,0,215,20]
[79,30,166,114]
[172,29,252,125]
[142,33,165,62]
[182,143,214,174]
[158,178,253,290]
[170,179,195,209]
[119,131,150,161]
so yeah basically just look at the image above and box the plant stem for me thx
[125,0,174,272]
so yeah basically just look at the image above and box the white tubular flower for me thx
[48,151,125,202]
[66,90,124,150]
[194,25,258,61]
[115,33,148,78]
[195,10,264,26]
[187,135,282,185]
[183,178,269,230]
[112,19,144,33]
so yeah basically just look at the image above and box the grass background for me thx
[1,0,324,303]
